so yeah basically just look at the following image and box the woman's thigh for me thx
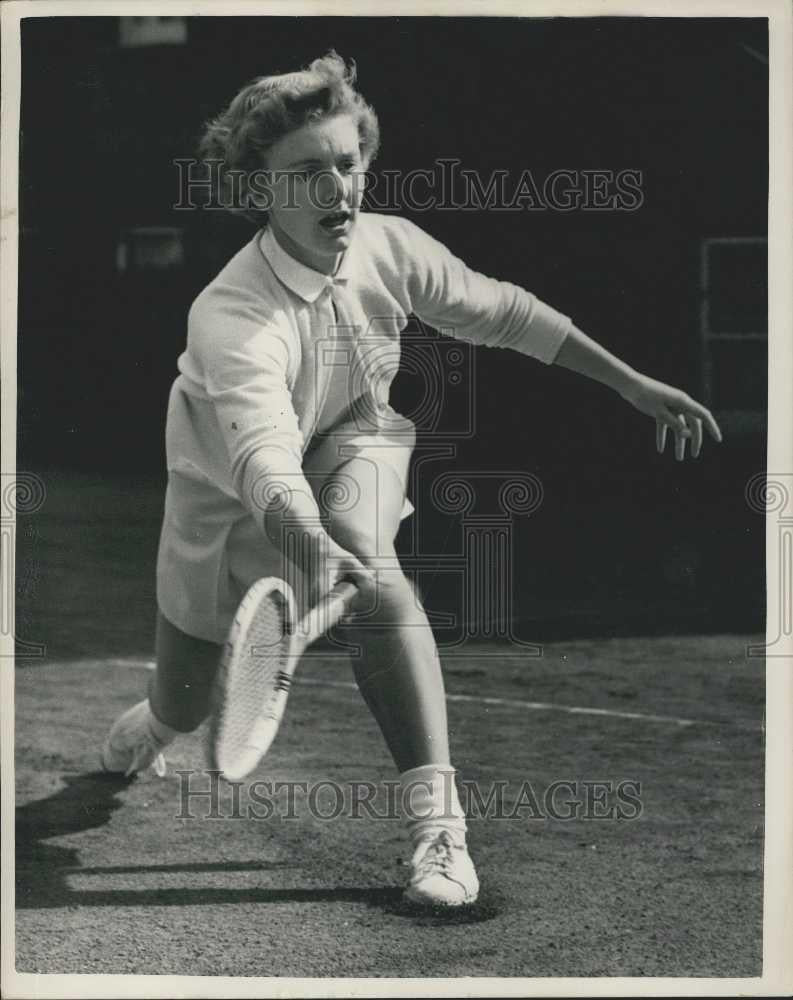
[315,455,406,564]
[317,456,431,631]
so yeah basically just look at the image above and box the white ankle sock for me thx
[400,763,467,845]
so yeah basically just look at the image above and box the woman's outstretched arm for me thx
[553,324,723,460]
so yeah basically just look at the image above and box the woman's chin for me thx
[317,219,355,248]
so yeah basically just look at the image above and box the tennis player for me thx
[102,52,721,907]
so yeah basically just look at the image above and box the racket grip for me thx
[301,579,358,645]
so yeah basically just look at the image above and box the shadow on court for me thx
[15,772,408,912]
[16,769,500,930]
[16,772,132,909]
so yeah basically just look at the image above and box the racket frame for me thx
[209,577,358,781]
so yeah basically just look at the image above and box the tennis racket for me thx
[208,575,358,782]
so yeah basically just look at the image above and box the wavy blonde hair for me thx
[199,51,380,224]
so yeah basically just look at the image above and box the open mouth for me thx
[319,210,353,233]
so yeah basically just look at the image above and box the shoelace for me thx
[412,831,460,881]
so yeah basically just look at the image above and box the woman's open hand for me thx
[621,374,723,460]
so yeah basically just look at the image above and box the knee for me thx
[353,567,424,625]
[329,519,421,624]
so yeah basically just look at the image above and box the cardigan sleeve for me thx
[396,216,571,363]
[188,292,321,524]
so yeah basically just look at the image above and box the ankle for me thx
[147,704,178,745]
[400,763,467,846]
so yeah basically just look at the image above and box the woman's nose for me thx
[314,168,347,209]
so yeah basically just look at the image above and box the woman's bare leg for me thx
[318,456,451,773]
[148,612,222,732]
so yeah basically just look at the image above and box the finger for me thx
[674,427,687,462]
[683,413,703,458]
[656,419,668,454]
[343,566,377,618]
[670,411,692,438]
[680,397,723,443]
[658,406,691,437]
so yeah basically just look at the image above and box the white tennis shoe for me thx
[404,829,480,907]
[101,699,171,777]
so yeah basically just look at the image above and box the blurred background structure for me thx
[17,16,768,644]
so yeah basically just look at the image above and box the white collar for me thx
[258,226,352,303]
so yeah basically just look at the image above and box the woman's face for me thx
[261,113,367,274]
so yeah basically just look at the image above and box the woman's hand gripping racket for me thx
[209,575,359,782]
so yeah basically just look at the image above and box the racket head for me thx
[208,577,298,782]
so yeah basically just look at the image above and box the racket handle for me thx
[300,579,358,646]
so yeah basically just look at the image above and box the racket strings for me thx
[218,591,290,763]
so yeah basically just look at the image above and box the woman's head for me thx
[200,51,379,270]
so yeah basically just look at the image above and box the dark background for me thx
[17,16,768,638]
